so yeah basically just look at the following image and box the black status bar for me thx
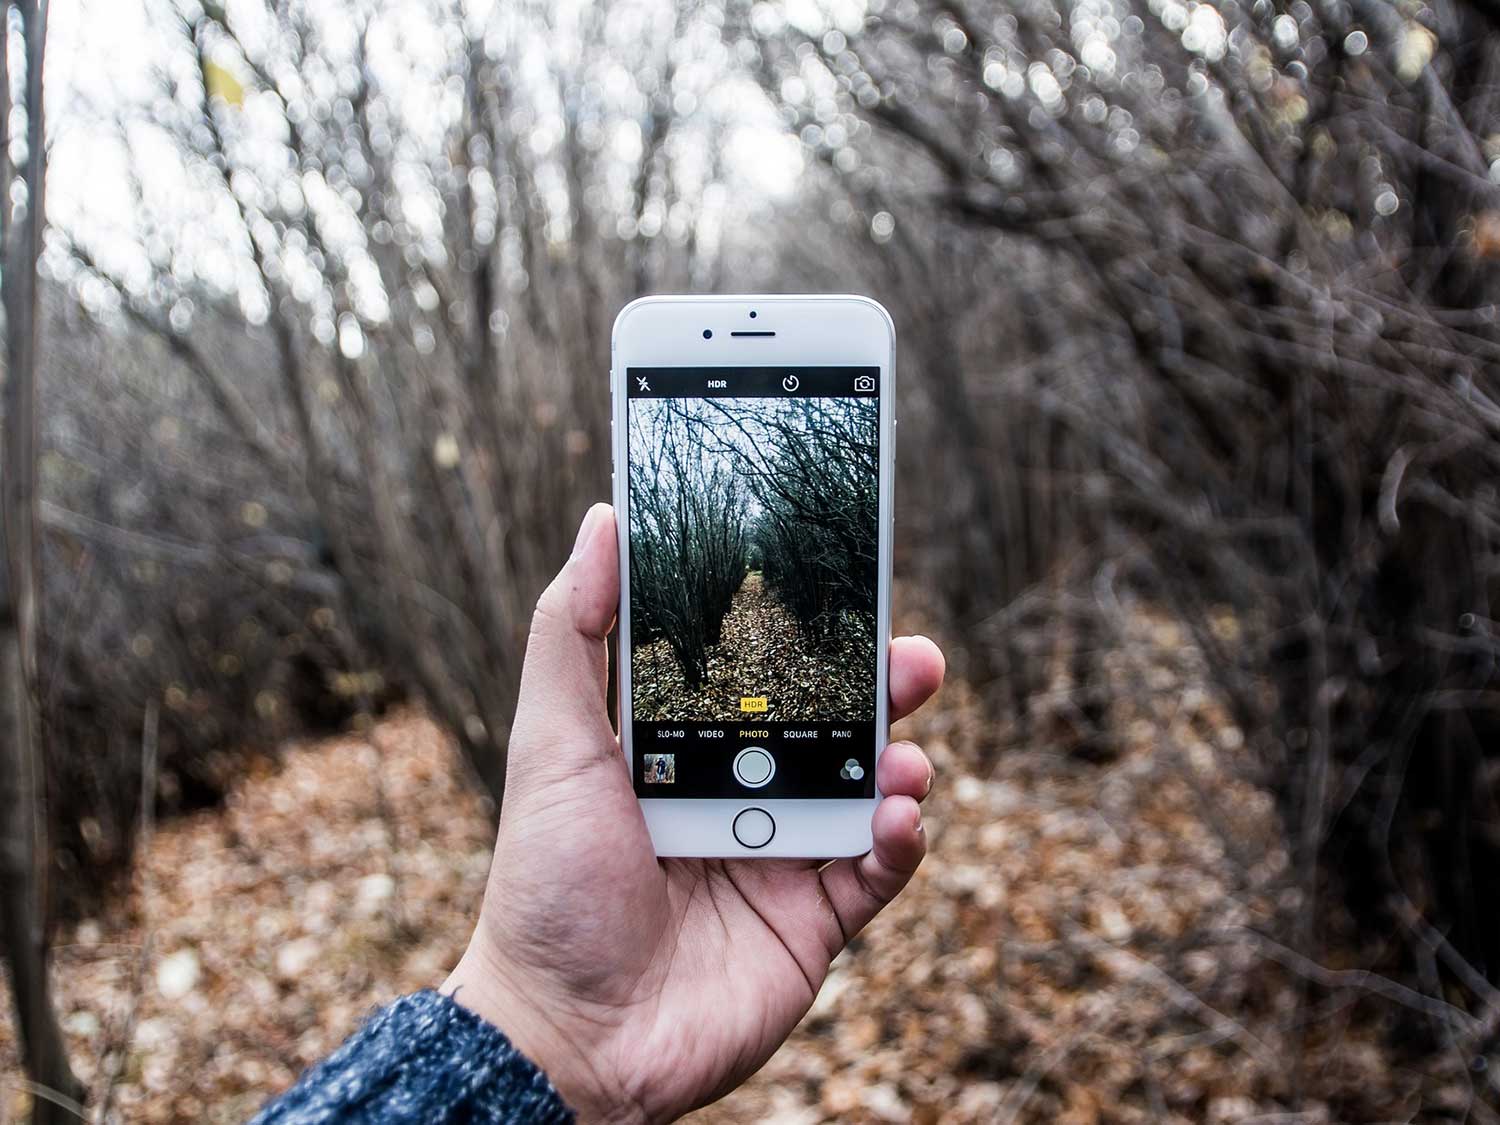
[625,366,879,399]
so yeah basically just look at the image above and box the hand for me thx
[443,503,945,1123]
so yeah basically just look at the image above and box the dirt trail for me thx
[631,572,874,723]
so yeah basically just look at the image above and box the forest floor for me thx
[632,572,875,723]
[0,604,1474,1122]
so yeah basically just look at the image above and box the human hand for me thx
[443,503,944,1123]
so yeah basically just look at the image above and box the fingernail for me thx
[925,762,935,797]
[571,504,601,559]
[914,809,925,834]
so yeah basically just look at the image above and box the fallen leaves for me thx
[0,606,1476,1123]
[0,714,493,1122]
[688,606,1465,1123]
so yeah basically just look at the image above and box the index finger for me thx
[889,635,945,723]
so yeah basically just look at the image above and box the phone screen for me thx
[626,365,881,800]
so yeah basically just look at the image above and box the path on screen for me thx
[632,573,872,723]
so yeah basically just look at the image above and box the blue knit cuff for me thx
[250,989,575,1124]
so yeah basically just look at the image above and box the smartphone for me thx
[611,294,895,857]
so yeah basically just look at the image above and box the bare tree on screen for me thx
[687,397,879,646]
[629,405,748,687]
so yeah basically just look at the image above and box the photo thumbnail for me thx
[642,753,677,784]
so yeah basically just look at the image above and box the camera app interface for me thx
[627,366,881,799]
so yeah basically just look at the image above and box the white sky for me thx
[41,0,809,305]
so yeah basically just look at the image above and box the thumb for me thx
[506,503,621,787]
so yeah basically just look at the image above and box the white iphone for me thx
[611,294,895,857]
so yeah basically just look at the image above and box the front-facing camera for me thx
[703,329,713,339]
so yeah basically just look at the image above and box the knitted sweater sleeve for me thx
[249,990,575,1124]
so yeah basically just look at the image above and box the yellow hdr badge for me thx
[739,696,768,713]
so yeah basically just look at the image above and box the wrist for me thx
[443,948,647,1125]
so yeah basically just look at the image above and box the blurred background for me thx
[0,0,1497,1120]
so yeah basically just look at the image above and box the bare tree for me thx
[53,0,744,810]
[750,0,1500,1084]
[0,1,87,1118]
[691,397,879,644]
[629,403,748,685]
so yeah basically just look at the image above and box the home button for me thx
[732,807,775,849]
[732,746,775,788]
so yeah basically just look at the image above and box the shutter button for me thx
[732,746,775,788]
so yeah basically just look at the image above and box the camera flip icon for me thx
[853,375,876,393]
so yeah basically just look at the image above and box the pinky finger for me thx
[818,795,926,945]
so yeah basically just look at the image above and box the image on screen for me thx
[627,366,880,799]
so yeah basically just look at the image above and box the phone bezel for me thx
[611,294,896,858]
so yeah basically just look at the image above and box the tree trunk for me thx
[0,2,84,1119]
